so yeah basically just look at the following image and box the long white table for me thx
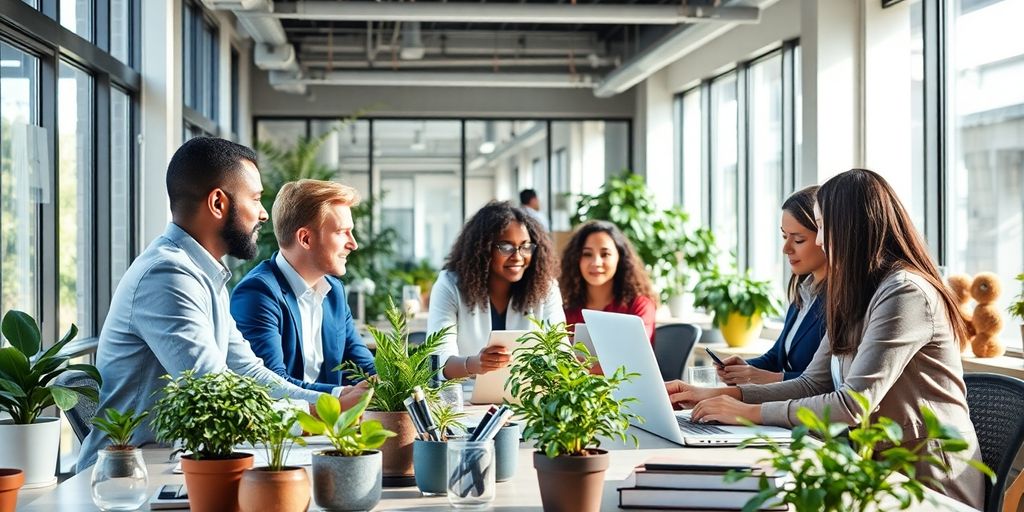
[17,426,977,511]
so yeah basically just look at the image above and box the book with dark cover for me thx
[618,487,787,511]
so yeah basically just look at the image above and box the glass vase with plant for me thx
[505,318,641,512]
[90,409,150,511]
[726,390,994,512]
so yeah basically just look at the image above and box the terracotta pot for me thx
[238,466,310,512]
[180,453,254,512]
[533,449,609,512]
[720,312,764,348]
[364,410,417,478]
[0,468,24,512]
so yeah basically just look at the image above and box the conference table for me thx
[17,425,977,511]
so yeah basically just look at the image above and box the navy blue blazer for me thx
[230,254,375,393]
[745,297,825,380]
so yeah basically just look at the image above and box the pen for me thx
[412,386,441,442]
[403,396,429,441]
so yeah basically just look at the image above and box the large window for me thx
[549,120,630,231]
[710,72,740,265]
[110,88,132,292]
[747,53,785,292]
[183,0,218,133]
[945,0,1024,349]
[679,88,703,224]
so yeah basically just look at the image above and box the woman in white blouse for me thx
[427,201,564,379]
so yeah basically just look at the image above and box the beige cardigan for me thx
[740,270,985,509]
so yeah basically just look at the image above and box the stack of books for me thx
[618,457,787,511]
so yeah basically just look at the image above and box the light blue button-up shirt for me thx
[79,223,322,469]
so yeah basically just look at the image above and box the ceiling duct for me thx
[205,0,304,93]
[400,22,425,60]
[254,43,297,70]
[270,70,596,89]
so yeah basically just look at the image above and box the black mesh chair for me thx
[964,372,1024,512]
[53,370,100,443]
[652,324,702,381]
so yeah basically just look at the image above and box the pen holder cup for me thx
[467,422,519,482]
[413,440,449,495]
[446,440,495,510]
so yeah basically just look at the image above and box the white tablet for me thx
[469,330,529,404]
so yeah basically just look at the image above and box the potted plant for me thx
[692,266,782,347]
[89,408,150,511]
[342,299,454,482]
[506,318,641,512]
[726,390,994,512]
[238,409,310,512]
[0,310,101,487]
[0,468,23,512]
[571,171,718,311]
[151,370,275,512]
[297,390,396,511]
[1009,273,1024,347]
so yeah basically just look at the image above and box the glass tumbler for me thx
[447,440,495,509]
[91,448,149,511]
[402,285,422,316]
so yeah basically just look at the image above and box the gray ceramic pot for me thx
[311,450,382,512]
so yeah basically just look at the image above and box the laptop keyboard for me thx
[676,416,730,435]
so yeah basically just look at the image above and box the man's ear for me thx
[296,226,313,249]
[208,188,230,220]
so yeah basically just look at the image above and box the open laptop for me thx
[469,330,530,404]
[581,310,792,446]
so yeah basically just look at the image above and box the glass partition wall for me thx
[256,118,631,268]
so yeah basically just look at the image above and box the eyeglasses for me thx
[493,242,536,257]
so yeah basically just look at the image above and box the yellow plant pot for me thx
[719,312,763,348]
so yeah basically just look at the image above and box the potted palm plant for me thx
[727,390,994,511]
[506,318,641,512]
[1009,273,1024,347]
[151,370,275,512]
[342,299,454,483]
[238,409,310,512]
[0,310,101,487]
[692,266,783,347]
[89,408,149,510]
[298,390,396,511]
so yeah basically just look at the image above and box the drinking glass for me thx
[688,366,721,388]
[402,285,422,316]
[447,440,495,509]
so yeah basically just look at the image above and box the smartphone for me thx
[705,347,726,368]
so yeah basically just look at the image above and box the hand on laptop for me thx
[716,357,783,385]
[690,395,762,425]
[664,380,740,408]
[468,345,512,375]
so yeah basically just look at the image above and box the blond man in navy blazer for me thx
[231,179,373,409]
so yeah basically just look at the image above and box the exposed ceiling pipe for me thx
[300,56,618,69]
[272,1,760,25]
[205,0,306,93]
[269,70,596,88]
[594,0,777,97]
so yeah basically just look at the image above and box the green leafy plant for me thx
[572,171,717,302]
[431,400,468,442]
[0,310,101,424]
[91,408,149,449]
[692,265,783,328]
[506,318,641,458]
[297,390,396,457]
[260,409,307,471]
[726,390,995,512]
[341,298,455,412]
[1009,273,1024,321]
[150,370,275,460]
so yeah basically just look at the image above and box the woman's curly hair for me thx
[559,220,656,311]
[443,201,556,313]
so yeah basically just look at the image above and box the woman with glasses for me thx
[427,200,563,379]
[560,220,658,344]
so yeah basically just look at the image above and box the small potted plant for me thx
[506,318,641,512]
[1009,273,1024,347]
[727,390,994,512]
[298,390,396,511]
[341,298,454,482]
[151,370,275,512]
[238,409,310,512]
[0,310,101,487]
[0,468,23,512]
[89,408,149,510]
[412,400,469,495]
[692,266,782,347]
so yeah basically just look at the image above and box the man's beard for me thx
[222,201,262,260]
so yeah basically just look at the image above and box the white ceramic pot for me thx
[0,417,61,488]
[667,295,690,318]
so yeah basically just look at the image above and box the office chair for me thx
[964,372,1024,512]
[652,324,702,381]
[53,370,101,443]
[408,331,428,345]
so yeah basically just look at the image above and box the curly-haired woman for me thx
[560,220,658,343]
[427,201,564,379]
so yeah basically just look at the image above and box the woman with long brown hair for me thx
[665,169,984,507]
[560,220,658,343]
[427,201,563,379]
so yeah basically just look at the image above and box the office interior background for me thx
[0,0,1022,472]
